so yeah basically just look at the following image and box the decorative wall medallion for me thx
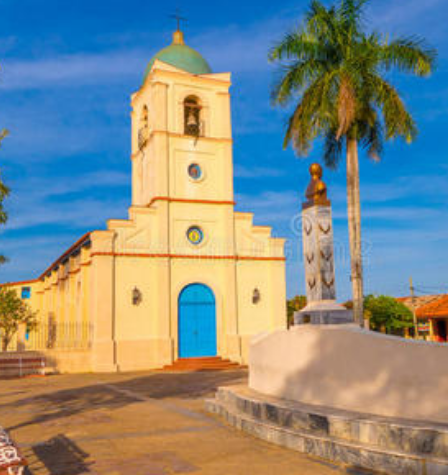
[188,163,202,181]
[308,277,317,290]
[319,222,331,234]
[187,226,204,246]
[306,253,314,265]
[320,250,333,261]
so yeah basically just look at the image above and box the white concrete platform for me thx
[206,385,448,475]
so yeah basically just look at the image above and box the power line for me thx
[414,286,447,295]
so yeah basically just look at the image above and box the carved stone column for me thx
[294,164,353,325]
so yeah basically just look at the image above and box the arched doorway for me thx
[178,284,217,358]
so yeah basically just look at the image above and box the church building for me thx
[3,29,287,372]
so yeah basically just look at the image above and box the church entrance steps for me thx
[161,357,244,372]
[205,385,448,475]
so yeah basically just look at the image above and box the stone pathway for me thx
[0,370,377,474]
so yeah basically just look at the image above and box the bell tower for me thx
[130,28,233,208]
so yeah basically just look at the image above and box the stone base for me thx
[294,300,353,325]
[206,385,448,475]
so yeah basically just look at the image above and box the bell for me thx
[187,111,197,127]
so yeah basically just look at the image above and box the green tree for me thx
[270,0,436,325]
[0,129,9,265]
[364,294,413,334]
[287,295,307,326]
[0,287,38,351]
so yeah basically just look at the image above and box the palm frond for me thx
[284,73,337,154]
[269,31,324,62]
[269,0,435,161]
[374,78,417,142]
[359,116,384,161]
[323,130,344,169]
[0,180,9,198]
[271,58,327,105]
[380,36,437,76]
[338,0,368,30]
[0,207,7,225]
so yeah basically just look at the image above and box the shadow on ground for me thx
[23,434,92,475]
[23,434,198,475]
[5,369,383,475]
[2,370,247,433]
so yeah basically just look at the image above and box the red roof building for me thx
[398,294,448,342]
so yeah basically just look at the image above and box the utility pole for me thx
[410,277,419,339]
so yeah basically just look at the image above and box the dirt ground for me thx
[0,370,376,475]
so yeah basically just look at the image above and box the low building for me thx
[398,294,448,342]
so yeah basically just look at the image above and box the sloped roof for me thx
[415,294,448,319]
[397,294,444,311]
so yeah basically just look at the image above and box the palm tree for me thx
[270,0,436,325]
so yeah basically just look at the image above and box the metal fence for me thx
[2,322,93,352]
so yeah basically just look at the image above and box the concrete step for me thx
[0,367,45,378]
[168,364,240,370]
[205,386,448,475]
[214,386,448,460]
[162,357,243,372]
[175,359,236,365]
[178,357,225,362]
[0,359,46,378]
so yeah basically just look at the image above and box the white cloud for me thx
[196,16,291,74]
[0,51,146,90]
[11,170,129,199]
[2,169,129,233]
[0,11,293,93]
[5,197,127,231]
[368,0,446,34]
[0,233,88,282]
[234,165,286,179]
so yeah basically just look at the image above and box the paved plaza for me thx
[0,370,375,475]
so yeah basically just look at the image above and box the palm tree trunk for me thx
[347,139,364,326]
[352,139,365,327]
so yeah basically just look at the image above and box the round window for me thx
[188,163,202,181]
[187,226,204,246]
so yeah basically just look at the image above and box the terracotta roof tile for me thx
[397,295,444,311]
[415,295,448,319]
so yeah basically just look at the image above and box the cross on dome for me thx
[170,9,187,32]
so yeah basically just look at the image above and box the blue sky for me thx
[0,0,447,300]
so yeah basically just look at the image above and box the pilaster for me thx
[89,230,118,372]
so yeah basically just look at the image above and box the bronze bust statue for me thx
[303,163,330,208]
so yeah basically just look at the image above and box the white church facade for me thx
[3,29,287,372]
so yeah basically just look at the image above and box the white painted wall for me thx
[250,325,448,423]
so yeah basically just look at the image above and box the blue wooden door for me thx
[178,284,217,358]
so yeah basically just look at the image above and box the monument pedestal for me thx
[294,300,353,325]
[296,163,353,326]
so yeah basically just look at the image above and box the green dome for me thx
[143,31,212,82]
